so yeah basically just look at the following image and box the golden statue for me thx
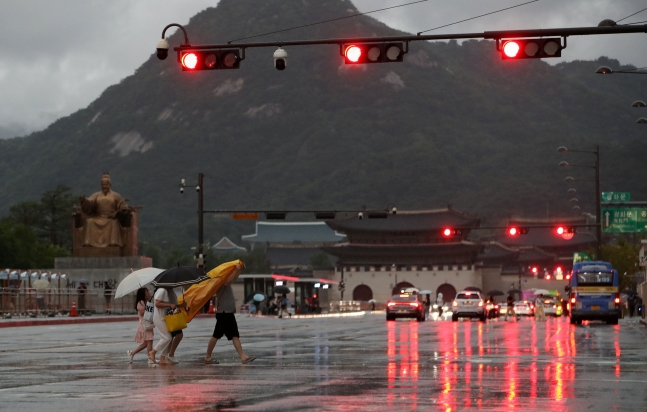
[79,173,128,247]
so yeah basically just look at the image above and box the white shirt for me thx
[153,288,169,322]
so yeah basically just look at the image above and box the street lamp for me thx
[179,173,205,269]
[557,146,601,259]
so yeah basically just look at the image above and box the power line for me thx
[617,6,647,23]
[417,0,540,35]
[228,0,429,44]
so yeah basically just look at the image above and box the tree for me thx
[164,246,194,268]
[0,218,68,268]
[40,185,75,248]
[601,238,639,290]
[310,251,334,270]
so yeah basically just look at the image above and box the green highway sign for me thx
[602,207,647,233]
[601,192,630,202]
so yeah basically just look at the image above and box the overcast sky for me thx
[1,0,646,139]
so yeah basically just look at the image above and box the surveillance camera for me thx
[391,207,397,215]
[196,185,201,192]
[180,187,184,194]
[358,212,363,220]
[273,47,287,70]
[156,39,169,60]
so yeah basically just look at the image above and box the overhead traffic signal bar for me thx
[159,22,647,69]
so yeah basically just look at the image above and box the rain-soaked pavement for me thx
[1,313,647,411]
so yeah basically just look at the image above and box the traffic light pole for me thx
[595,146,602,260]
[163,23,647,54]
[198,172,204,268]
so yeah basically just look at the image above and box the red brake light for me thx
[345,45,362,63]
[181,52,198,69]
[387,302,395,307]
[478,301,483,307]
[503,41,520,58]
[410,302,419,307]
[452,301,458,307]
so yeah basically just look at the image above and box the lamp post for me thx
[557,146,601,259]
[179,173,205,269]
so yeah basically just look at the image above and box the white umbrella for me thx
[533,289,550,295]
[115,267,164,299]
[32,279,51,290]
[419,290,432,295]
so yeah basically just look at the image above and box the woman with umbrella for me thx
[148,266,208,365]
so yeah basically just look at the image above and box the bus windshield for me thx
[576,271,614,286]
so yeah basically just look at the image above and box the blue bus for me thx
[569,261,620,325]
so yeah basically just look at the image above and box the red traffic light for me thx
[344,43,405,64]
[531,266,538,274]
[545,274,551,280]
[181,52,198,70]
[500,38,563,60]
[180,49,241,71]
[345,45,362,63]
[556,226,575,235]
[503,41,520,58]
[507,227,528,236]
[442,228,463,237]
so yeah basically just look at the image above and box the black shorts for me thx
[171,330,183,338]
[213,313,239,341]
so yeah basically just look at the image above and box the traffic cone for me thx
[208,299,215,314]
[69,301,78,317]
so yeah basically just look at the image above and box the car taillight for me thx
[615,293,620,305]
[553,305,557,308]
[452,301,458,307]
[478,301,483,307]
[410,302,419,307]
[387,302,395,307]
[570,293,576,304]
[495,305,499,309]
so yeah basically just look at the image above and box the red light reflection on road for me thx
[386,321,419,408]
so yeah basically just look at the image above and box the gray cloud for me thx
[0,0,645,138]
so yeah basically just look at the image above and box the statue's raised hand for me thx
[79,195,86,204]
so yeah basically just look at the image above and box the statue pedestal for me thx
[76,246,121,258]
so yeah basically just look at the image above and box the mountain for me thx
[1,0,646,248]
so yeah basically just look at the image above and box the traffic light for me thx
[531,266,538,275]
[500,38,563,60]
[507,227,529,236]
[343,43,405,64]
[179,49,241,71]
[338,281,346,292]
[556,226,575,235]
[442,228,463,237]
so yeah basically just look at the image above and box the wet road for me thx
[1,313,646,411]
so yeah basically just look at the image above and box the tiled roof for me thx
[212,237,247,253]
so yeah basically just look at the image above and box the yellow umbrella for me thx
[178,260,244,322]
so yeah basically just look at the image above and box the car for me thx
[542,298,563,317]
[514,301,534,316]
[386,294,425,322]
[485,301,501,319]
[452,290,486,322]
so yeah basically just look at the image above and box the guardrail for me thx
[0,288,137,318]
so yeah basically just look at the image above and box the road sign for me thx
[602,207,647,233]
[601,192,631,202]
[232,213,259,220]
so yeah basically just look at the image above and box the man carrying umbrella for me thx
[204,271,256,365]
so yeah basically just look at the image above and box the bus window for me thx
[576,271,613,286]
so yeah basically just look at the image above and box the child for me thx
[127,288,155,364]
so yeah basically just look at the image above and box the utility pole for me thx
[197,172,204,268]
[594,146,602,260]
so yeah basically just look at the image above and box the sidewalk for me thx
[0,313,215,328]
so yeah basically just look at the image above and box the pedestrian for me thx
[628,294,636,318]
[436,292,444,318]
[278,294,291,318]
[36,288,46,316]
[534,294,546,321]
[127,288,155,364]
[77,282,87,312]
[504,293,515,321]
[104,281,113,315]
[423,295,431,320]
[204,282,256,365]
[148,286,185,365]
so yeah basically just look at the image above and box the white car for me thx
[541,298,563,317]
[514,301,534,316]
[452,290,486,322]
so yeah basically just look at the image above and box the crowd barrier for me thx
[0,288,137,318]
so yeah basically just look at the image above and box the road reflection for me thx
[384,317,605,409]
